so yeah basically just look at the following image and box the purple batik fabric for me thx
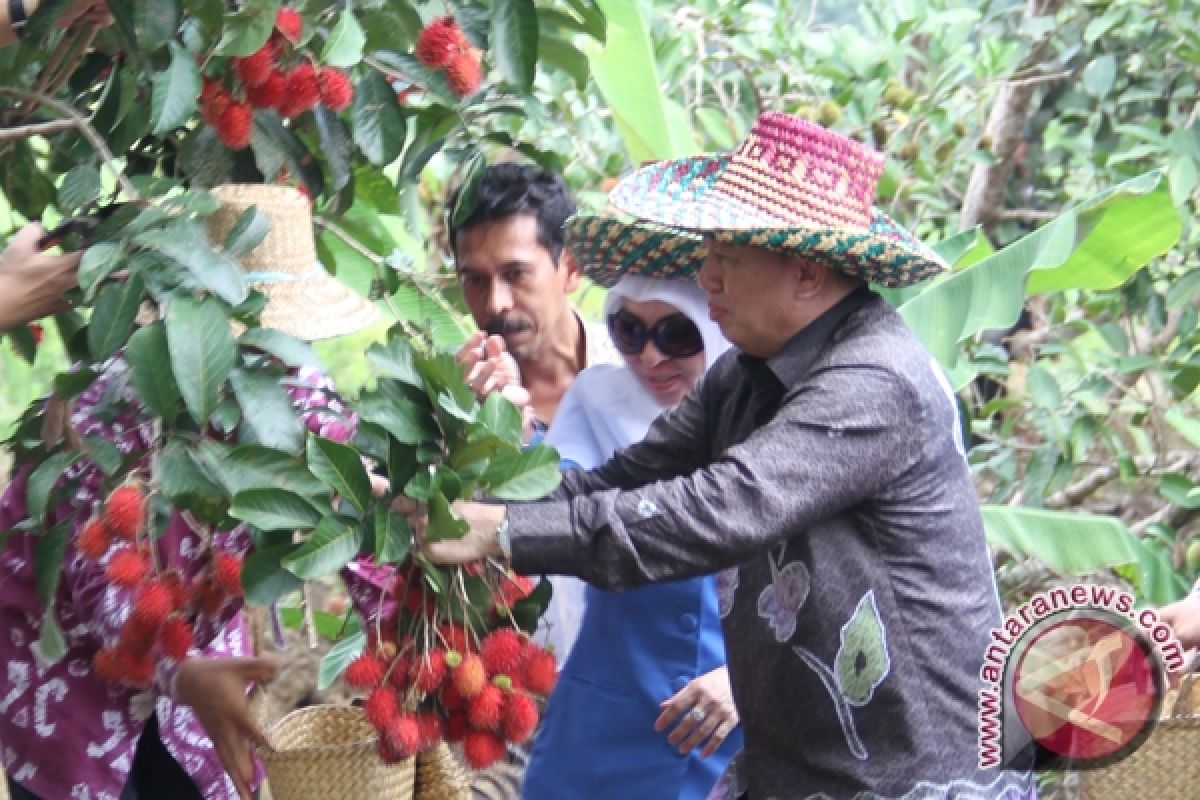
[0,361,357,799]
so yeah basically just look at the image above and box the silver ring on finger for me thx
[688,707,707,723]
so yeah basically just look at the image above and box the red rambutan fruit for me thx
[414,16,468,69]
[317,66,354,111]
[105,546,148,588]
[104,484,145,541]
[344,653,386,689]
[462,729,506,769]
[77,517,112,561]
[157,616,194,661]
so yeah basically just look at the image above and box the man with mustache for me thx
[450,162,619,442]
[447,162,620,800]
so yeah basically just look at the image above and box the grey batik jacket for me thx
[509,291,1036,800]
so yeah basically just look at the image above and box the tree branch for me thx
[959,0,1066,230]
[0,87,139,201]
[0,118,78,139]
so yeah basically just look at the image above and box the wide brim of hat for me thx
[253,269,380,341]
[609,155,948,288]
[564,214,706,288]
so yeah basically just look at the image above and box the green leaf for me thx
[134,0,179,52]
[585,0,695,161]
[451,149,487,227]
[238,329,321,368]
[36,610,67,664]
[77,242,124,296]
[215,0,281,56]
[26,454,78,524]
[306,436,372,515]
[219,444,330,497]
[318,630,366,690]
[137,220,247,306]
[230,368,304,452]
[492,0,539,92]
[58,165,103,214]
[152,42,202,135]
[374,504,413,563]
[321,11,366,68]
[482,445,562,500]
[833,590,890,706]
[899,171,1180,388]
[426,492,469,542]
[351,71,408,167]
[160,440,230,522]
[231,488,323,531]
[479,392,524,445]
[358,394,438,445]
[313,107,353,193]
[34,521,72,607]
[538,32,590,90]
[283,515,364,579]
[366,337,422,386]
[242,542,305,606]
[1082,54,1117,97]
[165,295,238,426]
[1166,407,1200,449]
[223,206,270,257]
[87,273,145,361]
[1160,474,1200,510]
[125,322,182,422]
[81,436,123,477]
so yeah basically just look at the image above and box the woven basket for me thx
[1079,674,1200,799]
[413,742,472,800]
[257,705,415,800]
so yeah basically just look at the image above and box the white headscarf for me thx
[549,275,729,469]
[539,277,729,662]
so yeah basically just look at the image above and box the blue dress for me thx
[523,365,742,800]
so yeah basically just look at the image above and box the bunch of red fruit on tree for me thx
[198,6,355,150]
[342,562,558,769]
[78,482,246,688]
[414,15,484,99]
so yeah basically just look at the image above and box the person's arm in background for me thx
[0,223,81,330]
[0,0,110,46]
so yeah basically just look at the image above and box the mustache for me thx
[483,316,533,336]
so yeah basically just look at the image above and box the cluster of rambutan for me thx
[343,566,557,770]
[78,483,246,689]
[413,16,484,99]
[198,7,355,150]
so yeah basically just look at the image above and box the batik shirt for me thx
[0,359,355,800]
[508,291,1036,800]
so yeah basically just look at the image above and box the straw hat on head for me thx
[563,212,706,289]
[204,184,380,341]
[608,112,948,288]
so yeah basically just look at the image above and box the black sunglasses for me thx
[607,310,704,359]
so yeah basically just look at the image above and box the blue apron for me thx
[523,575,742,799]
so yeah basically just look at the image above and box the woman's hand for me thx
[655,667,739,758]
[175,656,280,800]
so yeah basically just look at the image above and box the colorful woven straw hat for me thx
[563,212,706,288]
[608,112,947,288]
[205,184,380,341]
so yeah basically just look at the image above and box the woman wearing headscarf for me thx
[521,215,742,800]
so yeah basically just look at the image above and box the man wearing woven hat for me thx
[418,113,1034,799]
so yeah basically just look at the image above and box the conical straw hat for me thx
[205,184,380,341]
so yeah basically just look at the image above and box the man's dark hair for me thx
[448,162,577,263]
